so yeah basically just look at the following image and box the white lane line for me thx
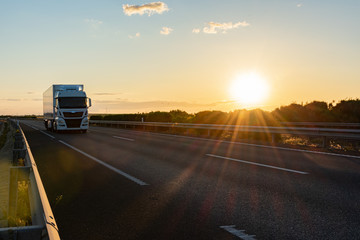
[58,140,148,186]
[220,225,256,240]
[206,154,309,175]
[92,127,360,159]
[29,125,39,130]
[112,136,135,142]
[20,122,39,131]
[39,130,55,139]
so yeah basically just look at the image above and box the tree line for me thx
[90,99,360,125]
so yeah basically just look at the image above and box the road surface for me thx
[20,120,360,240]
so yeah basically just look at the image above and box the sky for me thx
[0,0,359,115]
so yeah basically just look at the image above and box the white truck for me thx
[43,84,91,133]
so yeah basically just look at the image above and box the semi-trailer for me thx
[43,84,91,132]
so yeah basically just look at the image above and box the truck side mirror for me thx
[88,98,92,107]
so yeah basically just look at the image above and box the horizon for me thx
[1,98,358,117]
[1,1,359,115]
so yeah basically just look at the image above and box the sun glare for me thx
[229,72,269,106]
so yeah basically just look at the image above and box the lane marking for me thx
[112,136,135,142]
[206,154,309,175]
[29,125,39,130]
[20,122,39,131]
[220,225,256,240]
[39,130,56,139]
[96,128,360,159]
[58,140,148,186]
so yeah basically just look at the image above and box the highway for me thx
[20,120,360,240]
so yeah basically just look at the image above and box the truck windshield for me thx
[58,97,87,108]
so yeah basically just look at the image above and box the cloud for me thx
[160,27,173,35]
[123,2,169,16]
[5,99,21,101]
[128,32,141,39]
[90,99,240,114]
[0,98,42,102]
[92,92,120,96]
[192,28,200,34]
[296,3,303,7]
[202,21,250,34]
[84,18,103,29]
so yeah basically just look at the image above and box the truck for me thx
[43,84,92,133]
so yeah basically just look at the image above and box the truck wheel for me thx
[47,120,52,131]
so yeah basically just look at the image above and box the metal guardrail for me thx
[0,120,60,240]
[90,120,360,140]
[280,122,360,128]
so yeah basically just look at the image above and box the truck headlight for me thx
[57,119,65,124]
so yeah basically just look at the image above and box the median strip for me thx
[58,140,148,186]
[206,154,309,175]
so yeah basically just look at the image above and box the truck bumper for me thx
[56,118,89,130]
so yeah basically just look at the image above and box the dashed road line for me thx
[113,136,135,141]
[91,127,360,159]
[58,140,148,186]
[207,154,309,175]
[220,225,256,240]
[29,125,39,130]
[39,130,55,139]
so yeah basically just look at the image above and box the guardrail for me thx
[90,120,360,147]
[280,122,360,128]
[0,120,60,240]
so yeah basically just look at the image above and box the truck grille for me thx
[65,119,82,128]
[63,112,83,117]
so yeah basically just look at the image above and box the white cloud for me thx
[192,28,200,34]
[202,21,250,34]
[128,32,141,39]
[123,2,169,16]
[297,3,303,7]
[160,27,173,35]
[84,18,103,29]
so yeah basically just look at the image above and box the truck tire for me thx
[53,122,57,133]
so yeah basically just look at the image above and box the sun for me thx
[229,72,269,106]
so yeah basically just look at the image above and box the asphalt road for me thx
[20,120,360,240]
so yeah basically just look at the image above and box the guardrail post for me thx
[14,131,24,149]
[322,136,330,148]
[13,131,26,166]
[13,149,26,166]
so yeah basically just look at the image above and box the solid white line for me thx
[58,140,148,186]
[39,130,55,139]
[29,125,39,130]
[112,136,135,141]
[20,122,39,131]
[220,225,256,240]
[206,154,309,175]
